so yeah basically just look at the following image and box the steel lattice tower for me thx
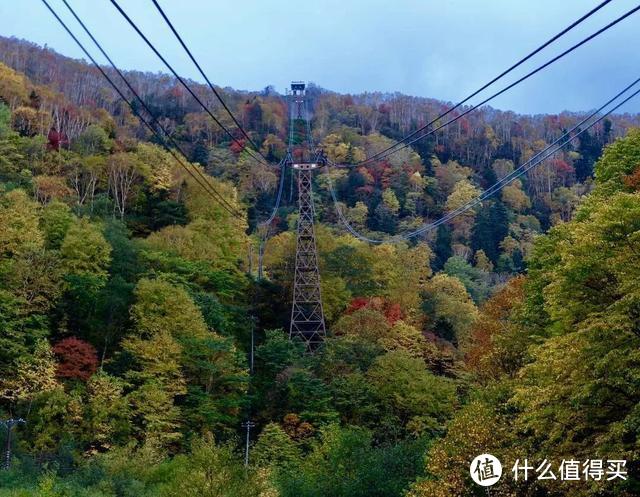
[288,82,326,348]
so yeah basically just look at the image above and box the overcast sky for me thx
[2,0,639,115]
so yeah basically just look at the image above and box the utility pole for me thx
[249,316,255,374]
[241,420,256,467]
[288,81,326,349]
[1,418,25,470]
[258,239,265,280]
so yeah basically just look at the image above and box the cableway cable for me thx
[258,152,289,228]
[41,0,243,218]
[327,75,640,243]
[109,0,269,167]
[150,0,270,163]
[59,0,242,218]
[354,1,635,166]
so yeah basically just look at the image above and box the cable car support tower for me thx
[288,82,326,349]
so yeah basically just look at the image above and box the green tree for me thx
[60,218,111,281]
[445,180,479,242]
[423,273,478,345]
[124,279,192,447]
[0,102,11,138]
[0,189,43,258]
[367,350,456,437]
[253,422,301,467]
[408,402,511,497]
[511,192,640,476]
[0,290,49,376]
[593,127,640,195]
[39,200,74,250]
[471,199,509,265]
[83,372,131,451]
[159,436,275,497]
[0,339,59,406]
[443,255,491,303]
[275,424,426,497]
[72,124,110,156]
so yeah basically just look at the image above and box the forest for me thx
[0,35,639,497]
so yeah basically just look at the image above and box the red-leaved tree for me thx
[52,337,99,381]
[346,296,404,325]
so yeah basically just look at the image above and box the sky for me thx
[1,0,639,115]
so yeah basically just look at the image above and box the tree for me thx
[253,422,301,468]
[127,380,184,448]
[52,337,99,381]
[574,128,602,182]
[281,368,338,426]
[0,102,11,138]
[367,350,456,437]
[274,424,427,497]
[180,332,249,436]
[379,320,427,358]
[322,240,375,297]
[423,273,478,345]
[443,255,491,303]
[130,278,209,339]
[125,278,248,443]
[541,192,640,337]
[146,171,247,271]
[39,199,74,249]
[2,247,63,313]
[107,152,146,219]
[33,174,73,204]
[593,127,640,196]
[465,276,527,382]
[12,106,50,137]
[0,189,43,258]
[433,225,452,271]
[408,402,510,497]
[136,143,174,193]
[159,436,276,497]
[122,279,198,396]
[373,190,400,234]
[333,307,391,343]
[0,290,49,376]
[0,62,29,107]
[320,275,351,323]
[83,372,130,451]
[347,201,368,228]
[0,339,59,405]
[434,160,472,195]
[499,186,640,495]
[370,242,432,320]
[501,180,530,212]
[124,279,195,446]
[445,180,479,243]
[68,155,104,208]
[345,296,403,325]
[473,249,493,272]
[326,370,380,427]
[72,124,110,156]
[471,199,509,265]
[60,218,112,281]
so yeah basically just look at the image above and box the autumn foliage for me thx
[229,137,246,154]
[464,276,525,380]
[623,164,640,190]
[345,296,403,325]
[52,337,99,381]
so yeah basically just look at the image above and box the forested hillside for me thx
[0,36,639,497]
